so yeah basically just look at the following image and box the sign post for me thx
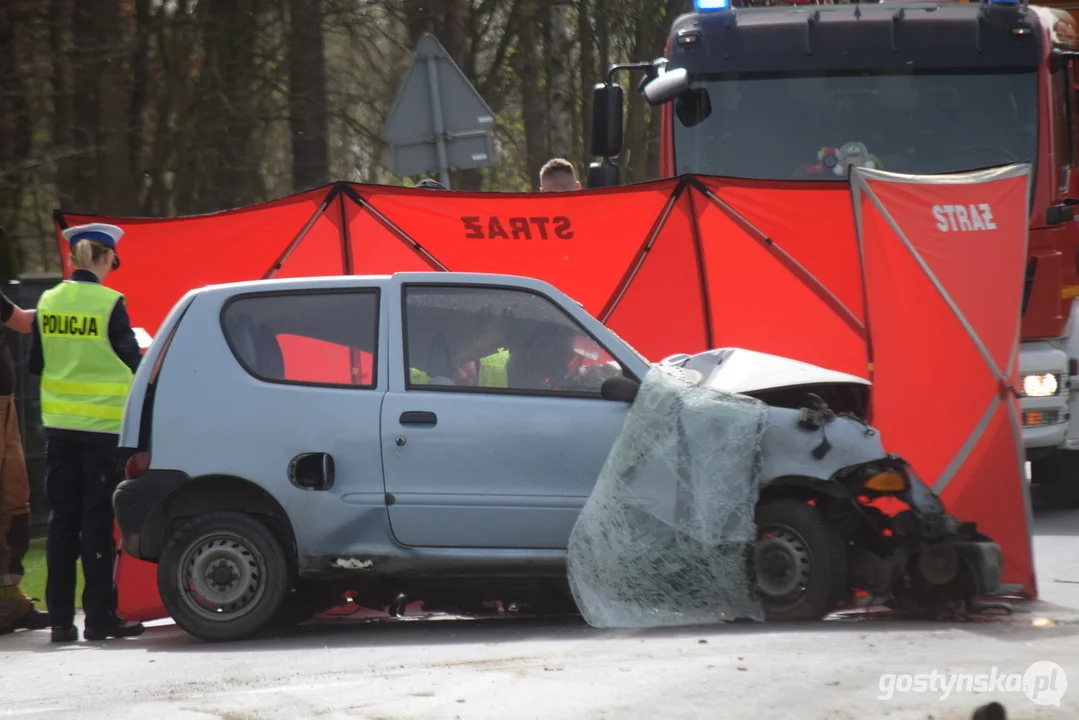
[382,34,498,189]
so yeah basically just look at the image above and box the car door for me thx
[380,281,633,549]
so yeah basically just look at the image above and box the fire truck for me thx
[587,0,1079,505]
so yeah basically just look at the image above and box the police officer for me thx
[29,223,145,643]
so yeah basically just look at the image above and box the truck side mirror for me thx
[591,82,624,158]
[675,88,712,128]
[643,67,690,106]
[587,161,620,189]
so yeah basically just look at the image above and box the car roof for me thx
[193,271,558,298]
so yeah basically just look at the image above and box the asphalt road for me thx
[2,507,1077,720]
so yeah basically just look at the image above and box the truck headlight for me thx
[1022,373,1059,397]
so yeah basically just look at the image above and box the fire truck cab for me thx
[589,0,1079,505]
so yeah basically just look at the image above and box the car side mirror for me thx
[601,375,641,403]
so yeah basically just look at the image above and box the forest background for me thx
[0,0,693,282]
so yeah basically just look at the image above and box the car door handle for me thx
[400,411,437,426]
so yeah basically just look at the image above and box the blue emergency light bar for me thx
[694,0,731,10]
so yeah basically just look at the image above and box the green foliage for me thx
[20,538,85,610]
[1,0,669,273]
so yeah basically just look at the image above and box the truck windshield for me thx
[672,69,1038,181]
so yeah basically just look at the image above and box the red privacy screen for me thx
[55,168,1035,621]
[852,165,1034,594]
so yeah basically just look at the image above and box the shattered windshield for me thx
[672,69,1038,181]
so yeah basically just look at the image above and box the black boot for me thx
[83,616,145,641]
[14,605,51,631]
[51,624,78,643]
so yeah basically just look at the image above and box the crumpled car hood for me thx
[659,347,871,396]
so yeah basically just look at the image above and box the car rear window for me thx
[221,289,379,388]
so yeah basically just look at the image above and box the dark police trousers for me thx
[44,428,122,628]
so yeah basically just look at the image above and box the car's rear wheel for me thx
[158,510,291,642]
[754,498,848,621]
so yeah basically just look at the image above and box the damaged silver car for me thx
[112,272,1003,641]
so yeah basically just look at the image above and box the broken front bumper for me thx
[938,539,1003,597]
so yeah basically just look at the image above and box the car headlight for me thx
[1022,373,1060,397]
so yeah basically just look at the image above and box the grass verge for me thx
[19,538,84,609]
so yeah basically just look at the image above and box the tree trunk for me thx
[547,2,573,161]
[443,0,483,190]
[49,0,77,212]
[596,0,610,80]
[128,0,152,184]
[69,0,101,210]
[184,0,263,213]
[514,1,546,190]
[441,0,469,67]
[578,0,595,162]
[624,0,679,183]
[142,0,199,216]
[288,0,330,192]
[622,3,650,183]
[95,0,136,215]
[0,0,34,281]
[404,0,438,45]
[648,0,685,178]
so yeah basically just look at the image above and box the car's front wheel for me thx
[158,510,291,642]
[754,498,848,622]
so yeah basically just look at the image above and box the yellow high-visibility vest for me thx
[37,281,134,434]
[478,349,509,388]
[409,348,510,388]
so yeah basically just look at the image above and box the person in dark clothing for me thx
[30,223,145,643]
[0,287,50,635]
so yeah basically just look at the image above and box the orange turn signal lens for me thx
[864,472,907,492]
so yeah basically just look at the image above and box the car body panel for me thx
[136,277,391,559]
[119,272,651,563]
[380,389,628,548]
[663,347,872,395]
[376,273,644,549]
[119,287,199,450]
[759,407,887,484]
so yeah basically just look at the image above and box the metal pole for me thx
[425,55,452,189]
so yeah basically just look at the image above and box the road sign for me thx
[382,34,498,189]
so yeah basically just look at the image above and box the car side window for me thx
[222,289,379,388]
[403,285,625,396]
